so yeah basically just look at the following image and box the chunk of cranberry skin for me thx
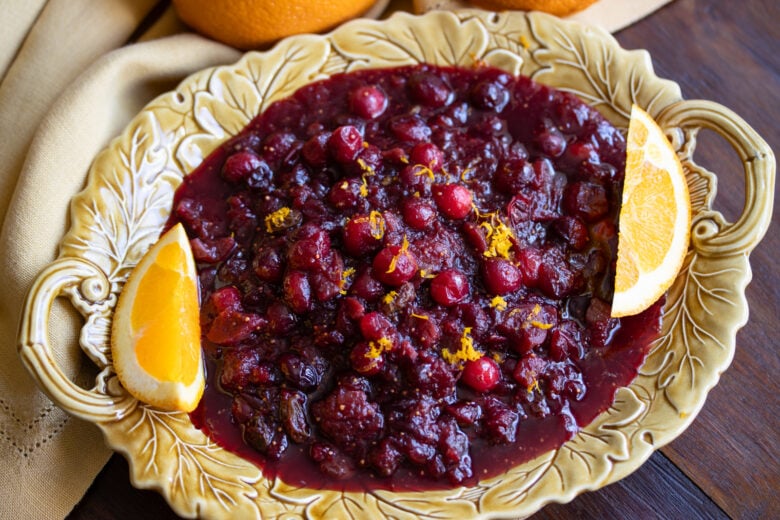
[389,114,431,142]
[190,236,235,263]
[445,401,482,426]
[373,245,418,286]
[512,354,547,388]
[470,80,510,112]
[349,268,385,301]
[280,389,311,443]
[302,132,330,167]
[350,341,385,376]
[328,125,363,163]
[359,311,395,341]
[266,301,296,335]
[433,184,472,220]
[482,258,522,295]
[430,269,469,306]
[253,245,284,282]
[410,142,444,171]
[536,126,567,158]
[461,357,500,392]
[207,310,266,345]
[349,85,387,119]
[283,270,312,314]
[515,247,543,287]
[564,181,609,221]
[288,230,331,271]
[402,198,437,230]
[552,216,589,250]
[343,214,385,256]
[222,150,264,183]
[408,71,452,107]
[483,399,519,444]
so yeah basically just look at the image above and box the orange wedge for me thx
[612,105,691,318]
[111,223,204,412]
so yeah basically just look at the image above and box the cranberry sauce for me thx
[169,64,663,492]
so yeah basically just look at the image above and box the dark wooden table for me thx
[68,0,779,518]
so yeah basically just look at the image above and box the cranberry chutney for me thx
[170,64,662,491]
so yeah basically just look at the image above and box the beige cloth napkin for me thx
[0,0,671,518]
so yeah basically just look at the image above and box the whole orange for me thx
[172,0,378,50]
[469,0,598,16]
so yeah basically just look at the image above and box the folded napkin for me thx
[0,0,671,518]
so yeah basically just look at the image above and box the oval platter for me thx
[18,9,775,519]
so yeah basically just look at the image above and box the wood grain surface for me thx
[68,0,779,518]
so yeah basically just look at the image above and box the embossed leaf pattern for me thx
[61,113,179,281]
[52,9,754,520]
[641,253,745,415]
[529,13,681,125]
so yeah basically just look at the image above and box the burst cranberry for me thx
[373,244,418,286]
[410,142,444,171]
[470,79,509,111]
[302,132,330,167]
[207,311,266,345]
[461,357,500,392]
[253,245,284,282]
[359,311,395,341]
[430,269,469,306]
[222,150,265,183]
[389,114,431,142]
[482,258,522,295]
[433,184,472,220]
[408,71,451,107]
[564,181,609,221]
[328,125,363,163]
[349,85,387,119]
[350,341,385,375]
[190,236,235,263]
[283,270,312,313]
[402,198,437,229]
[343,213,385,256]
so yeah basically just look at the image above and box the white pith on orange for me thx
[612,105,691,318]
[111,223,204,412]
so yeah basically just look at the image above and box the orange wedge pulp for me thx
[612,105,691,318]
[111,223,204,412]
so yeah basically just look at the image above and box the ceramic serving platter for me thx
[18,9,775,519]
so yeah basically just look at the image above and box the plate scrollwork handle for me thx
[18,257,136,422]
[657,99,776,257]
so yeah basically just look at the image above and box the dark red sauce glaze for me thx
[168,64,663,492]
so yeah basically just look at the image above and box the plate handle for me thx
[18,258,136,422]
[657,99,776,256]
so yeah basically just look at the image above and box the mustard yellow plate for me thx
[19,9,775,519]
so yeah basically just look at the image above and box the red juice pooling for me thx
[168,64,663,492]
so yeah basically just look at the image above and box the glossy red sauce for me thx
[167,64,663,492]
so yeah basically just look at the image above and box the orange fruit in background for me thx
[172,0,378,49]
[111,223,204,412]
[469,0,598,16]
[611,105,691,318]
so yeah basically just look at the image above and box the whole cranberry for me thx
[408,71,452,107]
[402,198,437,230]
[389,114,431,142]
[349,85,387,119]
[222,150,265,183]
[343,213,385,256]
[410,142,444,171]
[373,244,418,286]
[433,184,472,220]
[461,357,501,392]
[430,269,469,306]
[328,125,363,163]
[482,258,522,295]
